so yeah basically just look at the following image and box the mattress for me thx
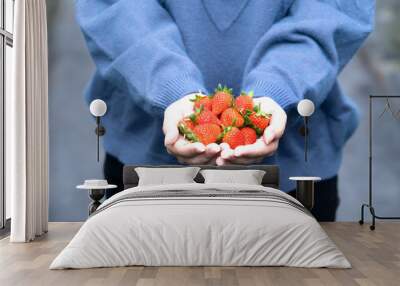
[50,183,350,269]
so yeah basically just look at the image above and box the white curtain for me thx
[7,0,49,242]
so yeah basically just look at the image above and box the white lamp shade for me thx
[297,99,315,117]
[89,99,107,117]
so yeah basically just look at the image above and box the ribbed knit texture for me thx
[76,0,374,191]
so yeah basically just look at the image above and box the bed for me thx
[50,165,350,269]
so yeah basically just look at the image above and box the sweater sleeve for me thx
[241,0,375,110]
[75,0,207,113]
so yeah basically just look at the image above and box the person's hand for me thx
[216,97,287,166]
[163,94,221,164]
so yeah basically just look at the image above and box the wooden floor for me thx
[0,222,399,286]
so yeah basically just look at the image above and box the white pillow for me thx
[135,167,200,186]
[200,169,266,185]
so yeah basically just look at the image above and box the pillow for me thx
[135,167,201,186]
[200,169,266,185]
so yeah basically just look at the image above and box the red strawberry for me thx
[191,107,221,125]
[211,84,233,115]
[241,127,257,145]
[220,108,244,128]
[245,104,271,135]
[191,94,213,111]
[193,123,221,145]
[179,117,195,130]
[235,91,254,114]
[222,127,245,149]
[249,112,271,131]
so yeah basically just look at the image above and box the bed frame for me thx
[123,165,280,190]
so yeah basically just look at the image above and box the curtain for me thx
[7,0,49,242]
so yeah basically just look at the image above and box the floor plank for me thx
[0,222,399,286]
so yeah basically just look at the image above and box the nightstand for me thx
[77,180,117,215]
[289,177,321,210]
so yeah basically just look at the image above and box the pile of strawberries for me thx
[178,84,272,149]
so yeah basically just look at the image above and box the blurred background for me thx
[47,1,400,221]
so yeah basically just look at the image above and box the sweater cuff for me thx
[243,78,299,110]
[153,73,207,110]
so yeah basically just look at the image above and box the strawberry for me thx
[211,84,233,115]
[241,127,257,145]
[193,123,221,145]
[245,104,271,135]
[179,117,195,130]
[190,107,221,125]
[220,108,244,128]
[191,94,213,111]
[222,127,245,149]
[248,111,270,131]
[235,91,254,114]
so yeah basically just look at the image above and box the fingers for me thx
[176,143,221,165]
[163,95,196,146]
[220,143,235,160]
[163,108,182,145]
[265,109,286,141]
[266,103,287,143]
[216,157,226,166]
[166,137,206,157]
[234,139,279,158]
[217,139,277,165]
[253,97,287,143]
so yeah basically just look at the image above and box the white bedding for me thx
[50,183,350,269]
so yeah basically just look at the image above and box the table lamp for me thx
[89,99,107,162]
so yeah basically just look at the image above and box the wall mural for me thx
[47,1,400,222]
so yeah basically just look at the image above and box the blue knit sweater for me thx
[75,0,374,191]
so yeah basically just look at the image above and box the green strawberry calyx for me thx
[219,126,234,142]
[178,122,199,143]
[189,105,206,123]
[190,93,212,103]
[253,103,272,118]
[243,109,265,136]
[214,83,233,95]
[239,90,254,98]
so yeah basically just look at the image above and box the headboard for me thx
[123,165,279,189]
